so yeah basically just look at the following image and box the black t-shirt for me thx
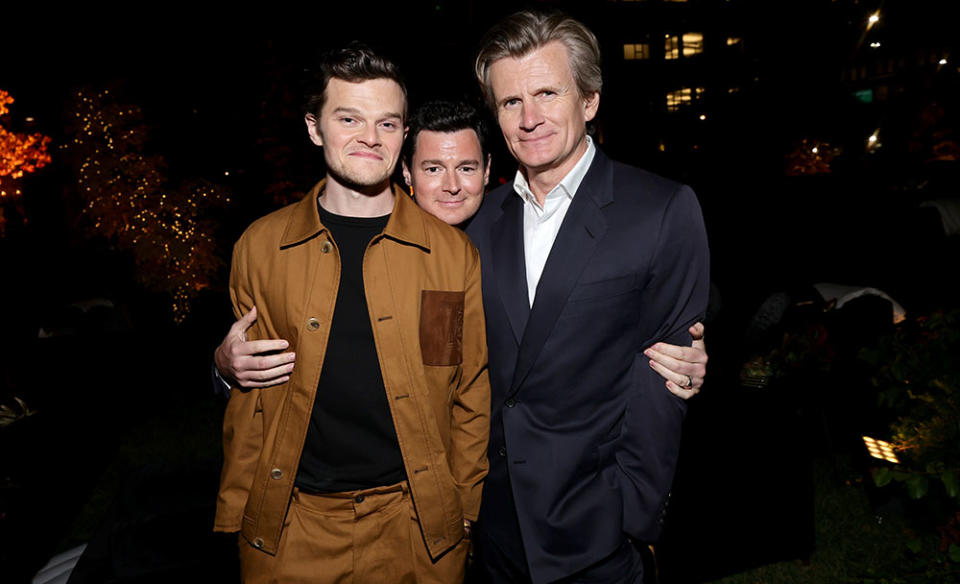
[295,203,406,493]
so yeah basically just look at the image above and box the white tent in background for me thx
[31,544,86,584]
[814,283,906,324]
[920,198,960,236]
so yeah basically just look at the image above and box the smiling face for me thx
[402,129,490,227]
[488,41,599,190]
[305,77,406,189]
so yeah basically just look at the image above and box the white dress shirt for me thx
[513,136,597,307]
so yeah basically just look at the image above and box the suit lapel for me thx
[510,152,613,393]
[491,191,530,345]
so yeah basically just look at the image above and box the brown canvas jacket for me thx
[214,181,490,559]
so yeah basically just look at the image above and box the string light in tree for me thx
[65,88,231,323]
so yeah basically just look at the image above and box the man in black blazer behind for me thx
[467,11,710,584]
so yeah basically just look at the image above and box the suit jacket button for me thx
[307,317,320,331]
[498,447,506,457]
[253,537,264,549]
[321,241,333,253]
[270,468,283,480]
[505,399,516,408]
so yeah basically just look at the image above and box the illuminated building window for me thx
[665,33,704,60]
[624,43,651,60]
[854,89,873,103]
[666,87,704,111]
[682,33,704,57]
[726,36,742,46]
[664,35,680,60]
[664,0,688,3]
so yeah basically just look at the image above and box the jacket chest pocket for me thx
[420,290,464,366]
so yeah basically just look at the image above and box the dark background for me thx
[2,1,958,582]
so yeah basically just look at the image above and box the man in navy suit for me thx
[467,11,710,583]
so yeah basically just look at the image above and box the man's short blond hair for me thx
[474,10,602,111]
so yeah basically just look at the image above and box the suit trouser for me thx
[470,529,643,584]
[239,481,468,584]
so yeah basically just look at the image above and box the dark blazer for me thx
[467,149,709,583]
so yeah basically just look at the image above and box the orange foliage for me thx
[0,90,52,183]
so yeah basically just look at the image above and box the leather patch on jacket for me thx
[420,290,464,366]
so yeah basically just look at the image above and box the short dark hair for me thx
[303,42,408,120]
[402,100,490,169]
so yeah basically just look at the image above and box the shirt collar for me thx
[513,135,596,208]
[280,179,430,251]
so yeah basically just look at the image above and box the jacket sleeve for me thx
[214,236,265,533]
[618,185,709,542]
[449,244,491,521]
[211,363,232,400]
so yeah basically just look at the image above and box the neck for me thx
[320,174,395,217]
[522,137,589,205]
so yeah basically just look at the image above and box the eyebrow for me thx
[332,106,403,120]
[420,158,481,166]
[535,84,563,94]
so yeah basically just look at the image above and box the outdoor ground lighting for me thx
[863,435,900,464]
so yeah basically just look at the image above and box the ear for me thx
[305,113,324,147]
[401,161,412,186]
[482,154,492,187]
[582,91,600,122]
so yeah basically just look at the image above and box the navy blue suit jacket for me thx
[466,149,709,583]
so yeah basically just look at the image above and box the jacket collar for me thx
[279,179,430,251]
[512,135,597,210]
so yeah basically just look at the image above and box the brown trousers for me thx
[239,481,468,584]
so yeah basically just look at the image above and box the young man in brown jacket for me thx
[214,45,489,583]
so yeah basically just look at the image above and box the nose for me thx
[519,102,544,132]
[357,123,380,147]
[442,170,460,194]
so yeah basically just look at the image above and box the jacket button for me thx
[505,399,516,408]
[321,241,333,253]
[253,537,264,549]
[355,494,366,503]
[307,318,320,331]
[498,447,506,457]
[270,468,283,480]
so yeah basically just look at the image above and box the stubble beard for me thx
[325,159,394,196]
